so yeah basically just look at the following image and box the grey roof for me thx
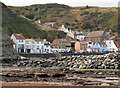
[86,31,104,37]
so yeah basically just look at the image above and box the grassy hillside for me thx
[2,3,66,42]
[8,4,118,34]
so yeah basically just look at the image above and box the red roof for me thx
[35,39,45,42]
[93,42,106,46]
[74,34,78,36]
[25,39,35,41]
[105,36,110,39]
[45,22,55,25]
[57,27,62,29]
[114,41,120,48]
[98,42,106,46]
[14,34,24,40]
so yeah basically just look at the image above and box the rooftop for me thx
[114,41,120,48]
[45,22,55,25]
[13,34,24,40]
[86,31,104,37]
[25,39,35,41]
[35,39,45,42]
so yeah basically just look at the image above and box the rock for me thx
[98,72,103,75]
[101,83,110,86]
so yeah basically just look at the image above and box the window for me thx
[26,41,29,44]
[17,35,21,38]
[32,42,34,44]
[26,45,28,48]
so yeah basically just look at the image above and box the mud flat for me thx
[2,67,119,87]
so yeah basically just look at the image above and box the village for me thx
[11,22,120,54]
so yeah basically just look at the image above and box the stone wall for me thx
[17,52,120,69]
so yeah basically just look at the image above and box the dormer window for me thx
[17,35,21,38]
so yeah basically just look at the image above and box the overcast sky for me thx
[0,0,119,7]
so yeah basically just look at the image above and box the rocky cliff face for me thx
[0,29,18,60]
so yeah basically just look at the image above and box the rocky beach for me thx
[1,52,120,87]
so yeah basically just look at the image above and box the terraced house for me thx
[11,34,51,53]
[35,39,51,53]
[25,39,36,53]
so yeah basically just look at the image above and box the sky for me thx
[0,0,120,7]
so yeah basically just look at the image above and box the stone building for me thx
[85,31,105,42]
[51,39,71,51]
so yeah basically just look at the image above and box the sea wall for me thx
[17,52,120,69]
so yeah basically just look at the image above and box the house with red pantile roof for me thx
[51,39,71,52]
[11,34,25,53]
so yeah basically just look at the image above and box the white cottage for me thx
[11,34,25,53]
[35,39,51,53]
[25,39,36,53]
[104,40,119,52]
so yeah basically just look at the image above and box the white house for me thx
[74,34,85,41]
[66,30,75,39]
[11,34,25,53]
[43,42,51,53]
[104,40,118,52]
[87,41,94,52]
[35,39,51,53]
[73,31,87,41]
[59,25,69,33]
[25,39,36,53]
